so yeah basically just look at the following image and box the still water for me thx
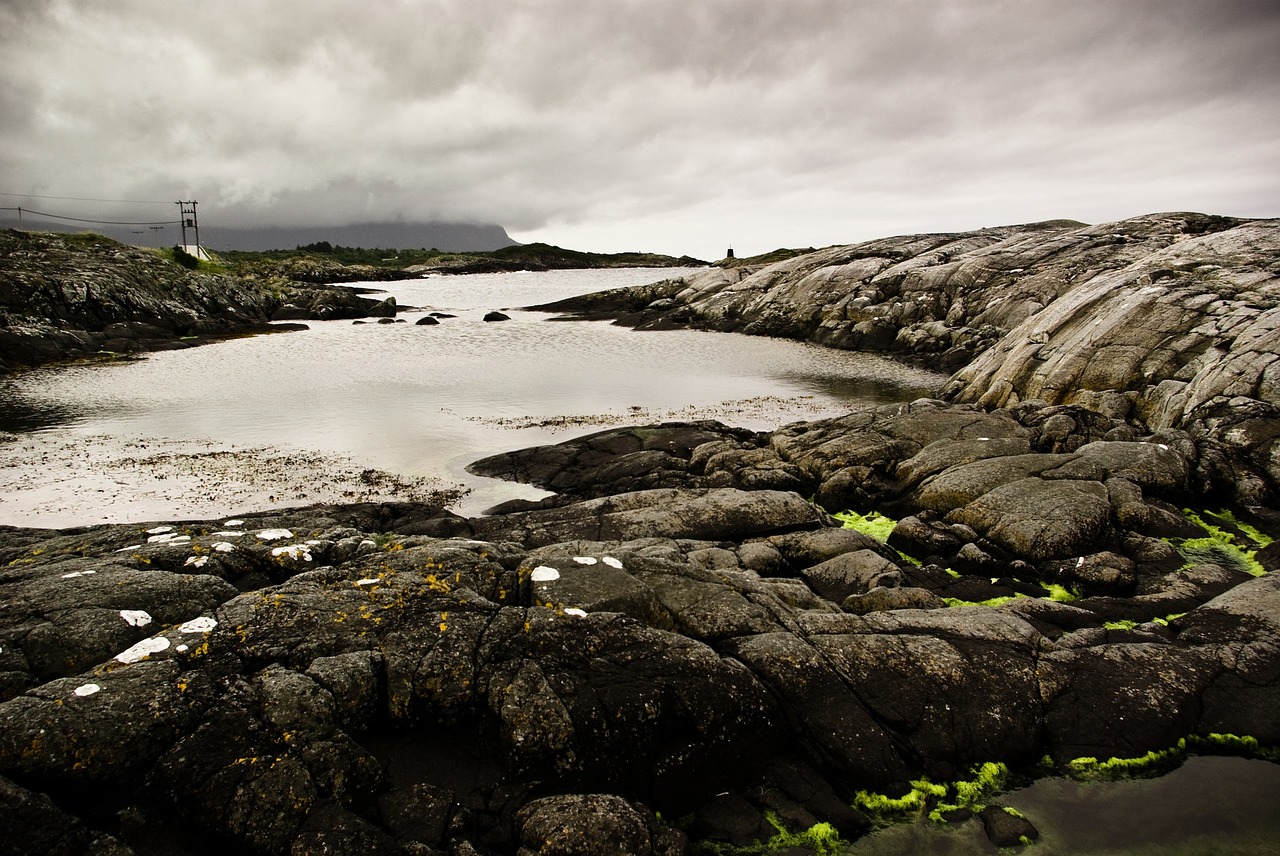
[0,268,944,526]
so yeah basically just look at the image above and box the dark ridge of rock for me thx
[0,475,1276,853]
[0,229,390,372]
[467,421,772,499]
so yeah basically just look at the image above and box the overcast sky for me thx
[2,0,1278,260]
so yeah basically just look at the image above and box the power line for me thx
[0,206,178,227]
[0,191,173,205]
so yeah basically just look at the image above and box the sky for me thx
[2,0,1278,261]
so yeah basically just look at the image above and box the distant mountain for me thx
[201,222,518,252]
[0,218,517,253]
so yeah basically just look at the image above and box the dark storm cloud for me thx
[2,0,1277,258]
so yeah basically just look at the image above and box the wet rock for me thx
[689,793,774,848]
[483,311,510,322]
[468,422,757,499]
[978,804,1038,847]
[516,794,684,856]
[369,296,398,318]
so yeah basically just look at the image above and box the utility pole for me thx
[176,200,200,256]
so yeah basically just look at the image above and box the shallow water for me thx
[0,268,945,526]
[843,756,1280,855]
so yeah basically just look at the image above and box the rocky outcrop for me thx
[3,212,1279,853]
[0,230,391,372]
[533,213,1279,505]
[1,402,1276,854]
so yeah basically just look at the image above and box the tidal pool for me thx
[0,267,945,526]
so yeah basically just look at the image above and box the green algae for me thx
[1173,509,1270,577]
[1064,732,1280,781]
[1197,509,1273,548]
[927,761,1011,824]
[943,595,1021,608]
[692,812,842,855]
[1044,583,1079,603]
[1103,619,1140,631]
[833,509,897,542]
[854,763,1012,829]
[854,779,948,826]
[834,509,923,566]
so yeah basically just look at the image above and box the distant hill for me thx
[0,217,517,253]
[201,221,518,252]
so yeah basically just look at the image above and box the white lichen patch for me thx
[147,532,190,544]
[61,569,97,579]
[564,607,589,618]
[224,519,245,527]
[178,616,218,634]
[115,544,142,552]
[530,566,560,582]
[271,544,313,561]
[211,531,245,538]
[355,578,381,587]
[602,556,624,569]
[572,556,598,565]
[115,636,170,664]
[184,555,210,568]
[74,683,101,697]
[120,609,152,627]
[146,526,174,535]
[213,542,235,553]
[256,528,293,541]
[175,644,189,652]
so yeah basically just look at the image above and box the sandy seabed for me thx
[0,394,854,528]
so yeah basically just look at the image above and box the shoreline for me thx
[1,214,1277,854]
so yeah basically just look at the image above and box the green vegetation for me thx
[172,244,200,269]
[853,779,948,826]
[1171,509,1270,577]
[1064,732,1280,781]
[692,812,842,855]
[943,594,1021,608]
[852,762,1011,828]
[833,510,897,542]
[1044,583,1079,603]
[1103,619,1140,631]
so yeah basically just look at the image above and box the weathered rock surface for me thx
[0,454,1275,853]
[3,213,1279,853]
[534,213,1279,506]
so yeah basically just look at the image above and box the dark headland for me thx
[0,212,1277,855]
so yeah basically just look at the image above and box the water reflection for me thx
[0,377,85,432]
[0,268,948,526]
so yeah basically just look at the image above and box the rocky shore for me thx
[0,230,397,374]
[1,213,1277,854]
